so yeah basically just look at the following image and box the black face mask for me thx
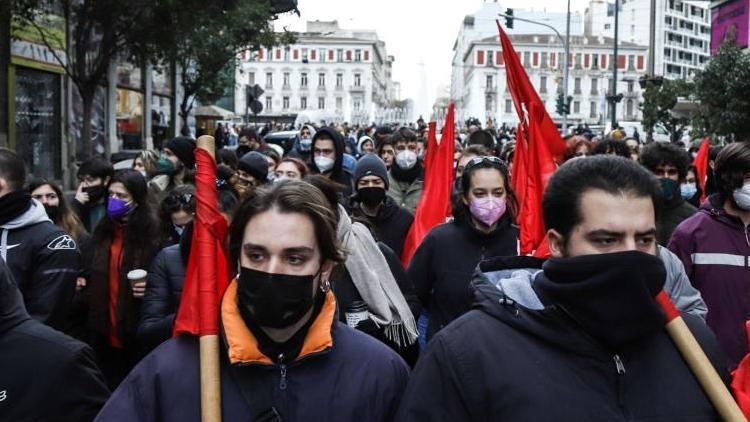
[43,204,60,222]
[358,187,386,207]
[83,185,107,204]
[535,250,667,350]
[237,266,319,329]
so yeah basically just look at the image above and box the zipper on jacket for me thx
[613,354,627,415]
[278,354,288,391]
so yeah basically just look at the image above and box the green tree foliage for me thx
[692,42,750,141]
[640,78,693,142]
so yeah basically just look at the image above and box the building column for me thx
[107,61,118,155]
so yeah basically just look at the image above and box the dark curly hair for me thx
[639,142,691,182]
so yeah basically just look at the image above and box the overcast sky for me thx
[274,0,592,117]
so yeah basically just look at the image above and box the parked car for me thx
[263,130,299,154]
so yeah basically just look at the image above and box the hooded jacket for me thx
[396,256,727,421]
[310,127,354,198]
[288,124,316,164]
[668,194,750,369]
[351,195,414,258]
[0,259,110,421]
[0,198,79,331]
[95,281,409,422]
[408,214,518,341]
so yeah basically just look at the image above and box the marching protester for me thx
[287,124,316,164]
[28,177,88,244]
[73,156,115,232]
[408,156,518,341]
[275,157,309,181]
[96,180,409,421]
[350,154,414,258]
[397,156,727,420]
[669,141,750,370]
[593,138,631,158]
[639,142,697,245]
[0,149,79,331]
[157,185,196,248]
[237,151,270,193]
[682,165,702,207]
[378,136,397,170]
[357,135,376,157]
[0,259,110,421]
[455,144,490,182]
[132,150,159,180]
[563,136,593,161]
[387,127,424,213]
[310,126,354,198]
[156,137,197,192]
[87,169,160,388]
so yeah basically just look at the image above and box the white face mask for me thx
[733,183,750,211]
[396,150,418,170]
[314,156,335,173]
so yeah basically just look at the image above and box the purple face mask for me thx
[107,196,133,219]
[469,196,506,227]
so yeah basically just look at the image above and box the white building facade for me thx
[584,0,711,79]
[236,20,401,126]
[458,34,648,126]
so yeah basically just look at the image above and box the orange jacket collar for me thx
[221,280,336,365]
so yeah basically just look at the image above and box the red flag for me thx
[498,21,565,255]
[173,149,231,336]
[732,321,750,419]
[401,104,456,267]
[692,137,710,204]
[423,121,438,172]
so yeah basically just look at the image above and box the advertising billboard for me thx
[712,0,749,55]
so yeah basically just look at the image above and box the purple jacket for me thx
[668,195,750,369]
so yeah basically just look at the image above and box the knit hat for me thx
[238,151,269,183]
[165,137,197,169]
[354,153,389,190]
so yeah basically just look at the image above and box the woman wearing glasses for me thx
[408,156,519,342]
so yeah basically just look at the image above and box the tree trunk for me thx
[81,92,94,157]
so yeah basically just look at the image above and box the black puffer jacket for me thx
[351,196,414,259]
[0,259,110,421]
[396,256,728,421]
[407,214,518,340]
[137,243,186,351]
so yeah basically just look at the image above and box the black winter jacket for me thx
[310,127,354,199]
[396,256,728,421]
[351,196,414,258]
[0,259,109,422]
[137,244,186,351]
[0,199,79,331]
[407,214,518,340]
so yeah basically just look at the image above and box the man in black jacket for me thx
[310,127,354,199]
[71,156,114,232]
[397,156,728,421]
[0,259,109,421]
[0,149,79,331]
[350,153,413,258]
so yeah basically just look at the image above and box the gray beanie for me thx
[238,151,269,182]
[354,153,389,190]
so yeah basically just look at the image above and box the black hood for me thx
[0,259,30,335]
[310,127,345,176]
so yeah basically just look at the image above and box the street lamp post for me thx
[610,0,620,129]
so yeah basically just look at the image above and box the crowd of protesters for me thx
[1,115,749,421]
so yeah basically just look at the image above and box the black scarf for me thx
[390,161,422,184]
[534,250,667,351]
[241,291,327,363]
[0,191,32,226]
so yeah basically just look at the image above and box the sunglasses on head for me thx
[464,156,506,172]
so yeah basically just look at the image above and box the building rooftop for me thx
[474,33,646,49]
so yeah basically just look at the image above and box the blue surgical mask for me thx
[299,138,312,152]
[680,182,697,200]
[173,223,184,236]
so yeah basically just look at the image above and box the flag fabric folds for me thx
[401,104,456,267]
[497,21,565,255]
[692,137,710,205]
[173,148,231,337]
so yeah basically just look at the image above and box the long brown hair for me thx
[26,178,87,243]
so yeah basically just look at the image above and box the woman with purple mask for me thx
[408,156,519,342]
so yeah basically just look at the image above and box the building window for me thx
[265,96,272,111]
[355,49,362,62]
[354,73,361,87]
[592,55,599,69]
[486,74,494,89]
[505,99,512,114]
[541,52,548,68]
[523,52,531,66]
[248,72,255,85]
[301,72,308,87]
[354,99,361,110]
[573,101,580,114]
[283,72,290,87]
[626,99,634,117]
[336,73,343,87]
[590,101,597,118]
[283,96,289,109]
[300,96,307,109]
[336,97,343,111]
[318,73,325,87]
[540,76,547,93]
[337,49,344,62]
[574,78,581,94]
[318,97,325,109]
[627,81,634,93]
[265,72,273,88]
[301,49,308,62]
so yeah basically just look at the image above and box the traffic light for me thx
[505,8,514,29]
[565,96,573,114]
[556,94,565,115]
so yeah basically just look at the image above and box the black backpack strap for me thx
[227,364,283,422]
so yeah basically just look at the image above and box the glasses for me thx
[165,193,194,208]
[464,156,506,173]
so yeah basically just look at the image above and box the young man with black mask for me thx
[351,154,414,259]
[97,181,409,421]
[0,149,79,331]
[310,126,354,199]
[72,156,114,232]
[387,127,424,214]
[397,156,727,420]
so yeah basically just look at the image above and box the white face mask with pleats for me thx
[733,183,750,211]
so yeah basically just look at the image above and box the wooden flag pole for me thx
[196,135,222,422]
[657,292,745,421]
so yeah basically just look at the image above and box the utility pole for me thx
[648,0,656,78]
[610,0,620,129]
[562,0,571,135]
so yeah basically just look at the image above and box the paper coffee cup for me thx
[127,269,147,287]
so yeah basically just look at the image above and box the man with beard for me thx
[0,149,79,330]
[396,156,727,420]
[72,156,114,232]
[387,127,423,214]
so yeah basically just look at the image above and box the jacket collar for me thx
[221,280,336,365]
[701,194,749,230]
